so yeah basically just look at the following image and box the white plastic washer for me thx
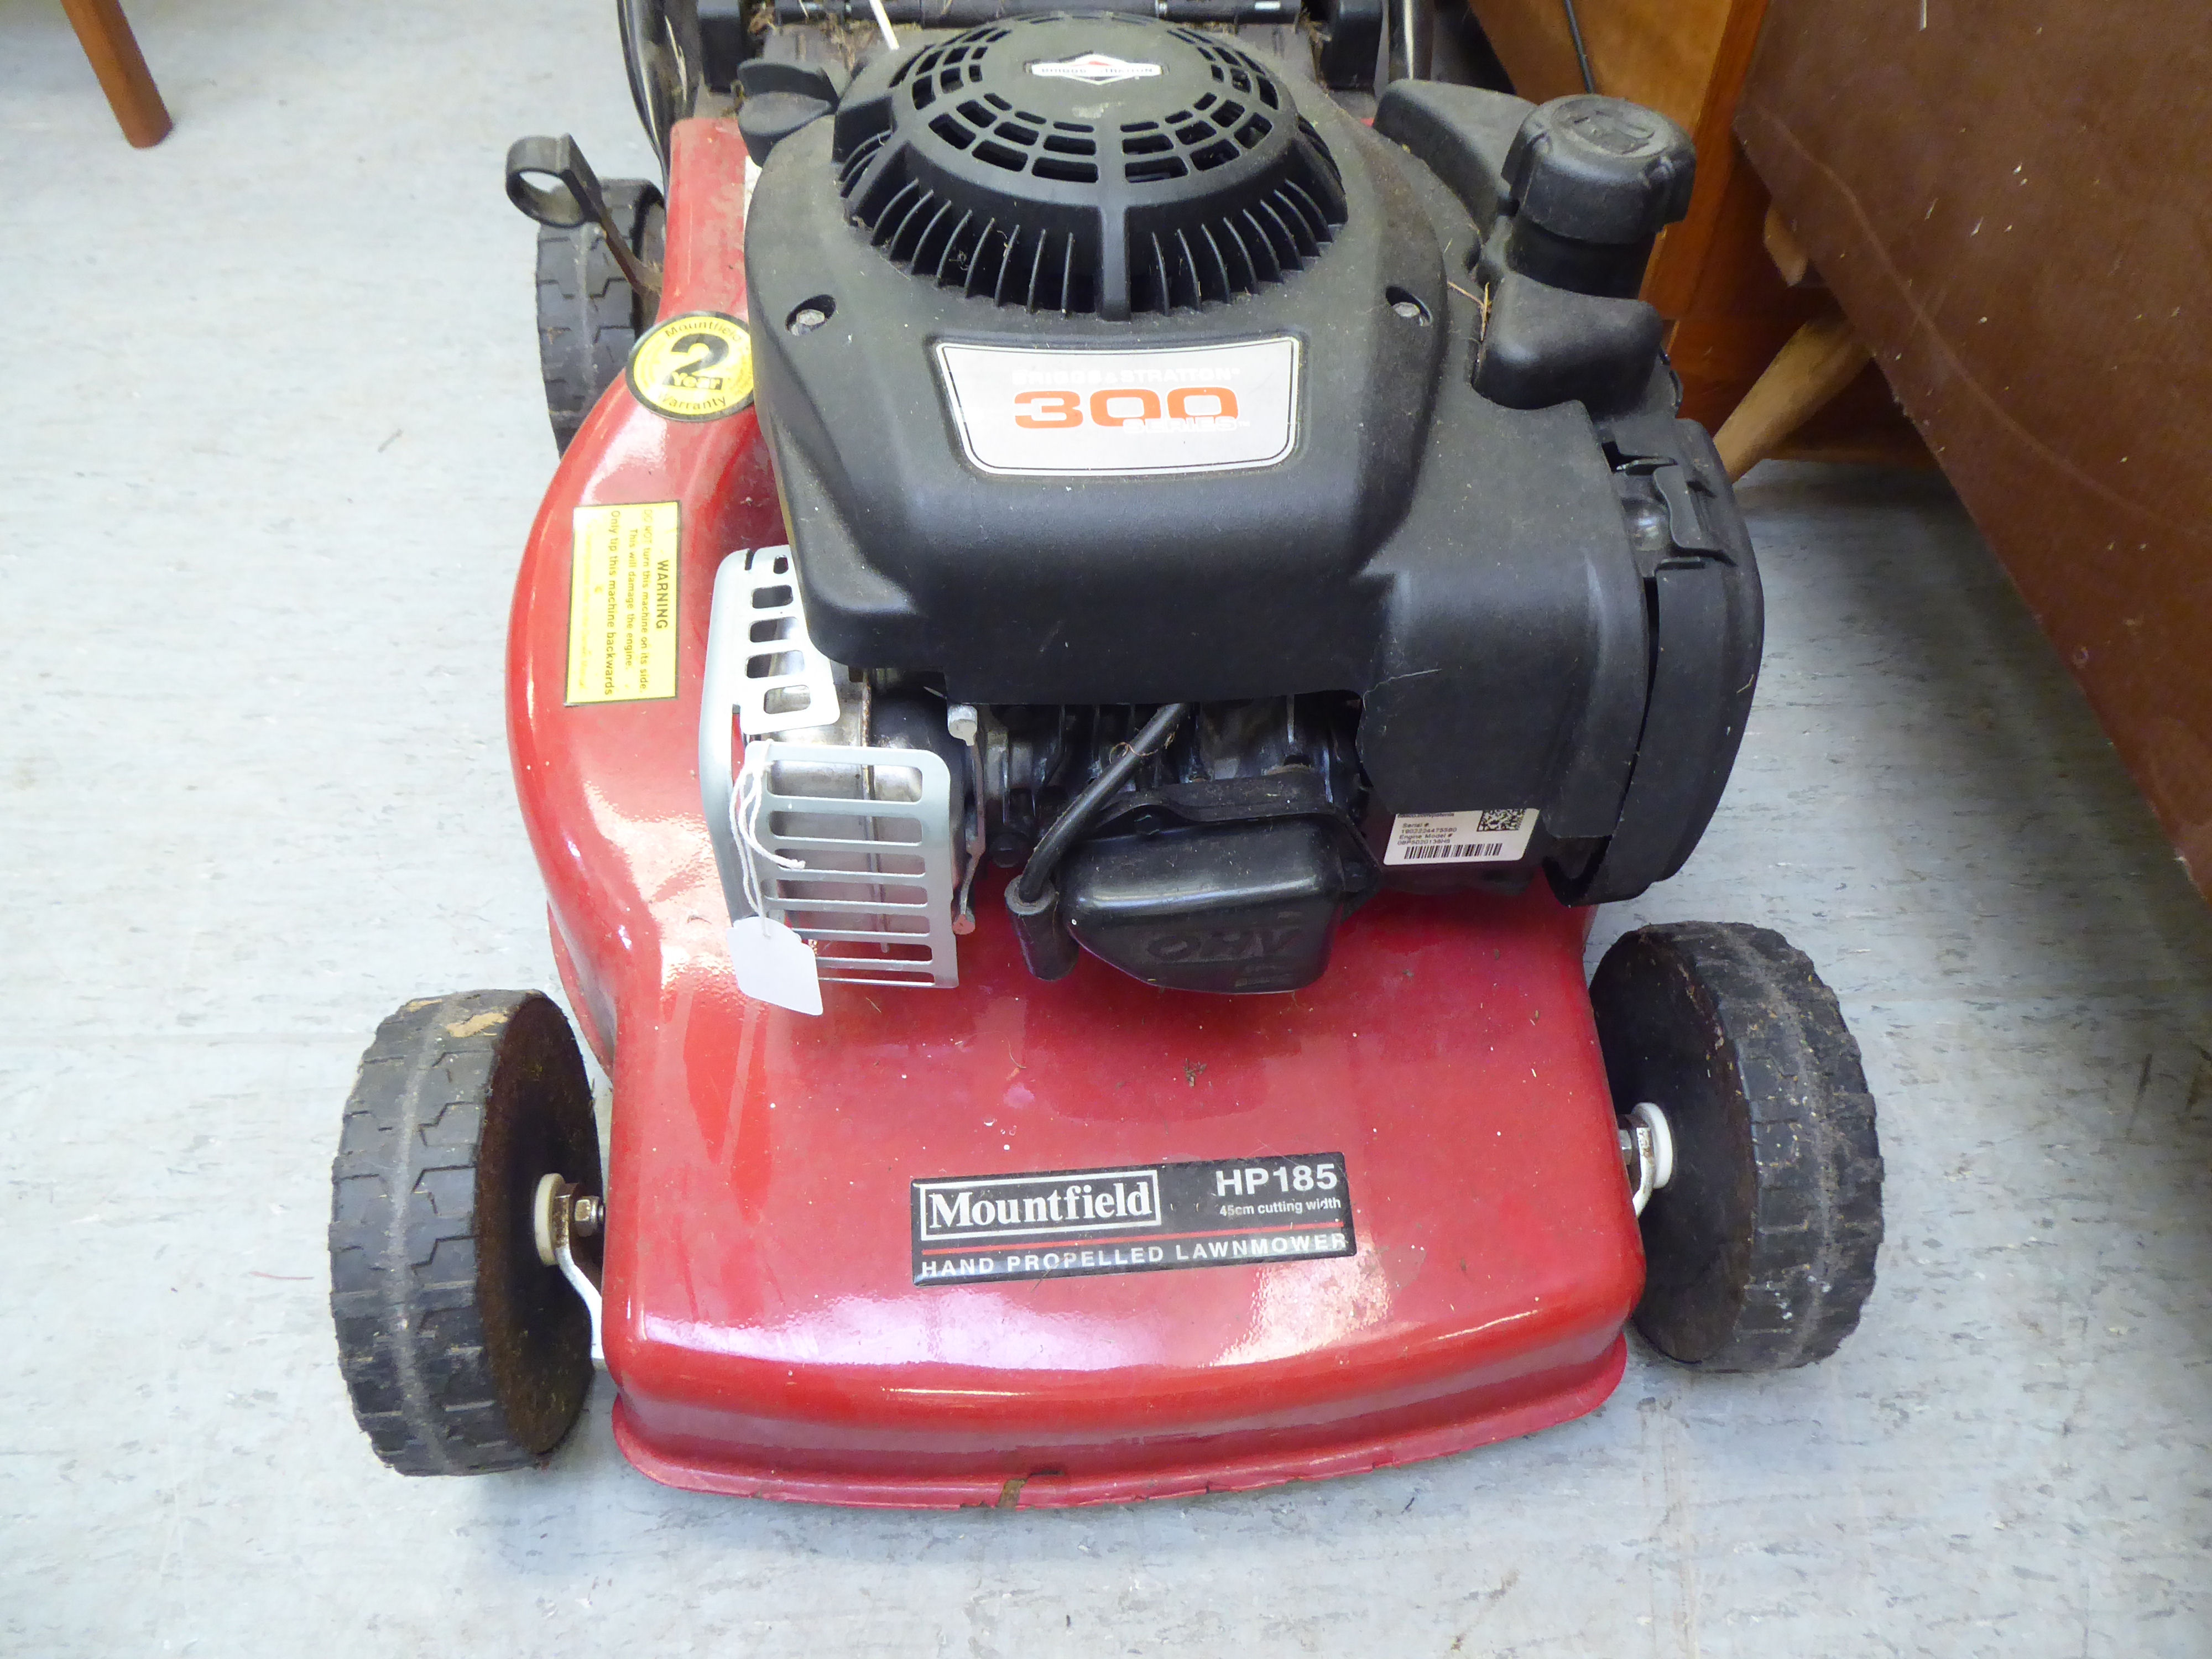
[1630,1101,1675,1192]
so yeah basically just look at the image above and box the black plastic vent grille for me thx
[833,15,1346,319]
[891,31,1106,186]
[1125,159,1335,315]
[839,128,1096,310]
[1116,28,1285,183]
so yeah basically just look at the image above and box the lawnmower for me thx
[327,0,1883,1504]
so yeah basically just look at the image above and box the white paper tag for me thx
[1383,808,1539,866]
[934,337,1301,476]
[726,916,824,1015]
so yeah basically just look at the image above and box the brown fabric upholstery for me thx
[1736,0,2212,894]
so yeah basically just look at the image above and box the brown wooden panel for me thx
[1462,0,1584,105]
[1739,0,2212,894]
[1464,0,1932,443]
[1636,0,1768,322]
[1773,364,1933,468]
[1464,0,1732,129]
[1468,0,1801,431]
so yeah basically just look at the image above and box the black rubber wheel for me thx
[535,179,664,452]
[1590,922,1883,1371]
[328,990,603,1474]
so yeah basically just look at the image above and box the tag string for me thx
[731,743,804,920]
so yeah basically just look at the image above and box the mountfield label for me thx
[911,1154,1354,1285]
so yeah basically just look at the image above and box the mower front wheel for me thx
[1590,922,1884,1371]
[535,178,665,452]
[328,990,603,1474]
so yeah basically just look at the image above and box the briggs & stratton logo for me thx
[1027,53,1163,86]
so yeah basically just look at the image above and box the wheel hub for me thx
[1619,1100,1674,1216]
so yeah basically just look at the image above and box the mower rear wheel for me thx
[535,178,664,452]
[328,990,603,1474]
[1590,922,1883,1371]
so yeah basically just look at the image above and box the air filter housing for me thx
[828,13,1347,318]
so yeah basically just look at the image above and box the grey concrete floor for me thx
[6,3,2211,1654]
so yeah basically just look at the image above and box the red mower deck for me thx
[506,119,1642,1506]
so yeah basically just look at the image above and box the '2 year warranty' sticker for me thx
[627,312,754,421]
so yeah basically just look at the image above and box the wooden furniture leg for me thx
[1761,203,1814,288]
[1712,315,1871,480]
[59,0,171,148]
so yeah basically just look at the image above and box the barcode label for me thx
[1383,808,1538,867]
[1399,840,1506,861]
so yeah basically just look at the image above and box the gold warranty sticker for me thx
[626,312,754,421]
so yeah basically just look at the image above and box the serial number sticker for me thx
[934,336,1300,477]
[565,502,680,705]
[912,1154,1355,1285]
[1383,808,1538,865]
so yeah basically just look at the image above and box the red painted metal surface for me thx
[508,118,1644,1507]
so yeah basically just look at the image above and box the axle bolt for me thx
[572,1194,604,1237]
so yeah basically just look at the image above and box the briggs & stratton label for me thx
[1383,807,1539,865]
[912,1154,1353,1284]
[935,337,1301,476]
[1027,53,1163,85]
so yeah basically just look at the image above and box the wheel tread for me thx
[535,181,663,452]
[326,990,599,1475]
[1594,921,1884,1373]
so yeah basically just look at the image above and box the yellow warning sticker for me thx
[566,502,681,705]
[626,312,755,422]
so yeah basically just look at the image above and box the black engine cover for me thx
[744,15,1759,899]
